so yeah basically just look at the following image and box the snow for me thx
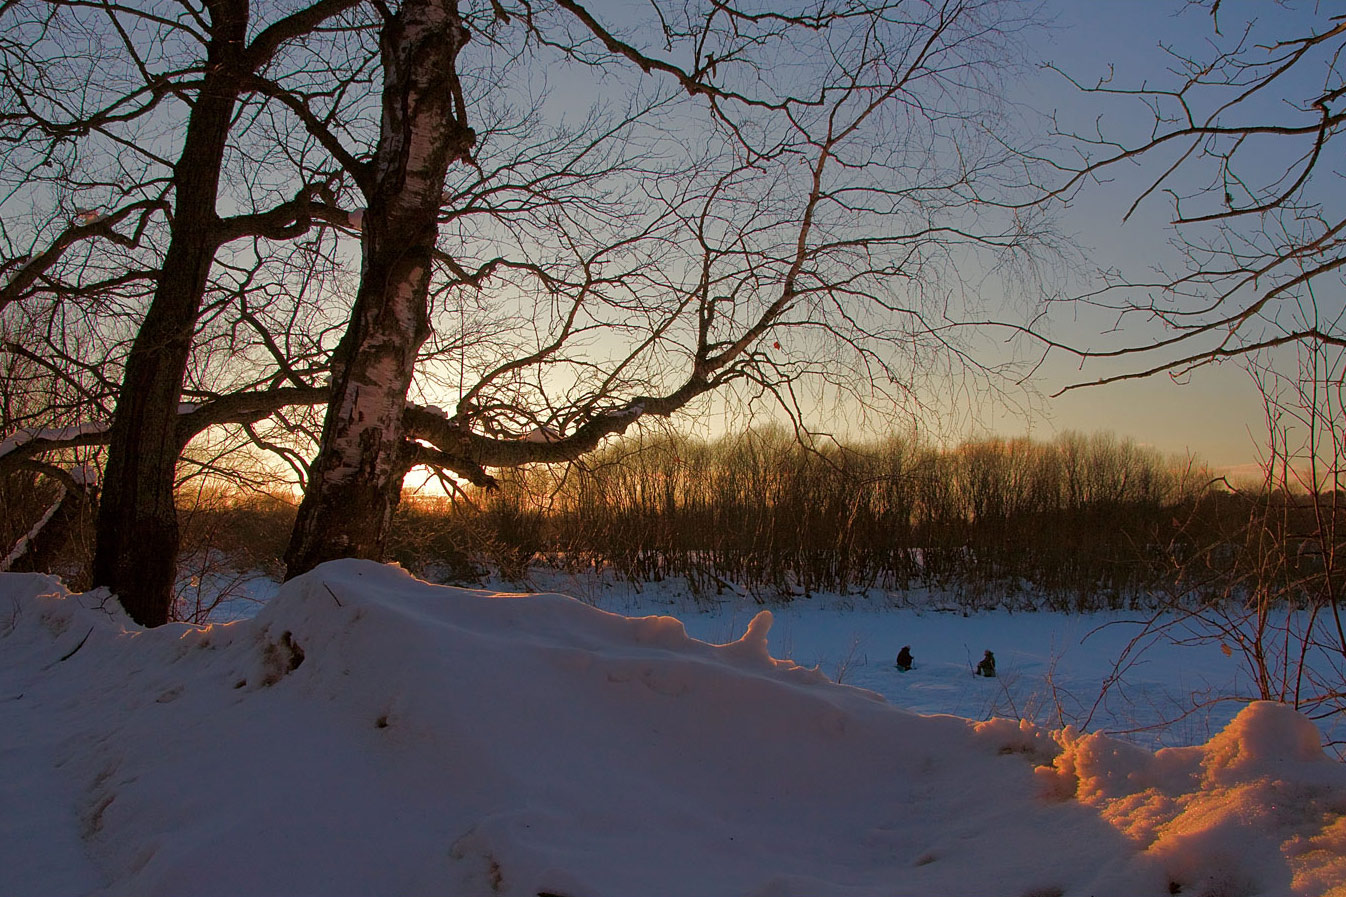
[0,487,65,571]
[0,422,109,459]
[2,561,1345,896]
[512,569,1337,751]
[1041,705,1346,896]
[68,463,99,487]
[521,425,561,443]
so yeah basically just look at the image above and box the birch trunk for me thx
[284,0,474,578]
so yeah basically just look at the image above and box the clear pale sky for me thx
[982,0,1321,473]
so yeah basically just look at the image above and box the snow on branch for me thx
[0,485,65,572]
[0,422,111,462]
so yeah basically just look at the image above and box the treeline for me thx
[461,429,1226,609]
[6,427,1280,613]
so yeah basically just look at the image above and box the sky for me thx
[2,0,1323,479]
[683,0,1316,475]
[980,0,1330,473]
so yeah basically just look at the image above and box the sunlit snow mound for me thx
[2,561,1345,897]
[1040,702,1346,896]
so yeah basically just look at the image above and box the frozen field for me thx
[515,569,1336,751]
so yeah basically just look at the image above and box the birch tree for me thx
[284,0,474,573]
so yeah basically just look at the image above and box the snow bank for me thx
[1,562,1343,896]
[1039,703,1346,896]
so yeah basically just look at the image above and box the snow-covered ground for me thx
[209,566,1276,749]
[3,562,1345,896]
[499,568,1346,753]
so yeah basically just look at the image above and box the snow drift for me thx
[1,561,1344,896]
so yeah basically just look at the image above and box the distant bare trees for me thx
[470,428,1207,605]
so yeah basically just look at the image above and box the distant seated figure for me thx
[975,650,996,678]
[895,645,913,672]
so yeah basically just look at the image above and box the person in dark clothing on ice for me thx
[895,645,913,672]
[975,650,996,678]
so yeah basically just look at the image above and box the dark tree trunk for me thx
[284,0,474,579]
[92,5,247,627]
